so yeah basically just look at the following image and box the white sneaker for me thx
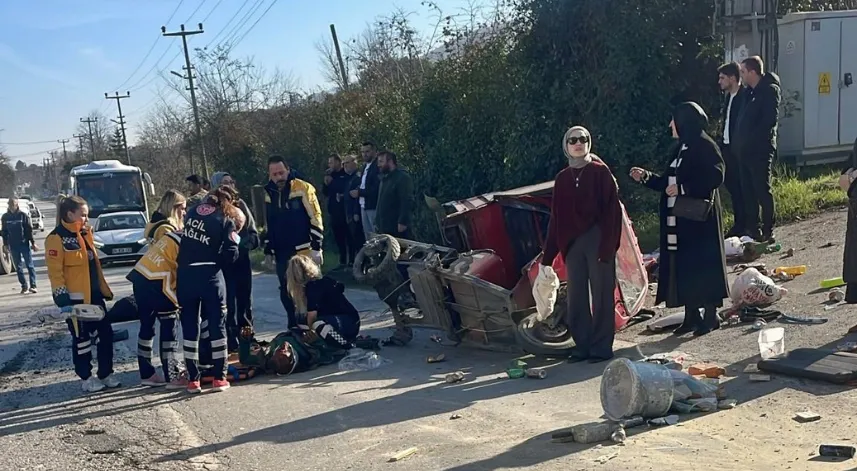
[29,287,38,294]
[82,377,106,393]
[100,375,121,388]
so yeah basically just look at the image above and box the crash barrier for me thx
[600,358,674,421]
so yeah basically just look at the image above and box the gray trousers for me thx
[564,225,617,359]
[361,208,377,239]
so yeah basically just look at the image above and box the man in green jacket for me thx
[374,151,414,238]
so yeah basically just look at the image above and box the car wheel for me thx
[514,284,575,356]
[0,248,12,275]
[353,234,401,283]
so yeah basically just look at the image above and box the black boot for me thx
[846,283,857,304]
[674,307,702,335]
[694,306,721,336]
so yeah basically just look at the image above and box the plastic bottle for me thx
[338,350,385,372]
[773,265,807,276]
[765,243,782,254]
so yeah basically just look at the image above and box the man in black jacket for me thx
[1,197,39,294]
[349,141,381,239]
[343,155,365,264]
[375,151,414,239]
[735,55,781,243]
[322,154,352,269]
[717,62,748,237]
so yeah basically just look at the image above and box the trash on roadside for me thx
[445,371,465,383]
[449,413,462,420]
[785,247,795,257]
[595,451,620,464]
[429,334,443,343]
[646,312,685,332]
[752,319,767,330]
[670,370,719,413]
[687,363,725,378]
[648,415,679,426]
[601,358,674,421]
[733,262,767,275]
[426,354,446,364]
[338,350,387,372]
[830,288,846,303]
[794,411,821,423]
[526,368,547,379]
[718,399,738,410]
[819,444,856,459]
[724,237,745,258]
[773,265,806,278]
[778,313,828,324]
[619,416,646,428]
[749,374,771,382]
[388,447,419,462]
[743,364,759,374]
[569,422,621,444]
[731,268,787,307]
[506,368,525,379]
[837,342,857,353]
[758,328,785,360]
[820,277,846,289]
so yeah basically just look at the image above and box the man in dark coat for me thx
[734,55,781,243]
[343,155,365,262]
[631,102,729,336]
[841,139,857,304]
[322,154,352,269]
[374,151,414,239]
[717,62,748,237]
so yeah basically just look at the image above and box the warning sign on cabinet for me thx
[819,72,832,95]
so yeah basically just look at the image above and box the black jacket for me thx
[177,200,240,274]
[236,199,260,254]
[1,210,34,248]
[375,168,414,236]
[345,172,362,222]
[356,159,381,211]
[720,87,747,146]
[322,169,349,216]
[734,72,781,159]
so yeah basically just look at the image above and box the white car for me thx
[92,211,149,264]
[27,201,45,232]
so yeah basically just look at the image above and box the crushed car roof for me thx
[443,181,554,215]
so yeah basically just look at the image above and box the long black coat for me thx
[644,133,730,308]
[844,168,857,284]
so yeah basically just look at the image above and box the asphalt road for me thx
[2,202,857,470]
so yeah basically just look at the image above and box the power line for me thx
[228,0,280,49]
[204,0,252,48]
[113,0,187,91]
[185,0,208,23]
[6,147,62,159]
[1,138,73,145]
[217,0,265,48]
[127,46,182,92]
[201,0,225,23]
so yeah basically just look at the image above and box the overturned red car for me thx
[354,181,649,355]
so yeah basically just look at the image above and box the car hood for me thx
[94,228,145,244]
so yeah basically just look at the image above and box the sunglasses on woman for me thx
[567,136,589,145]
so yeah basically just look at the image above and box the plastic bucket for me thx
[758,327,785,360]
[600,358,675,421]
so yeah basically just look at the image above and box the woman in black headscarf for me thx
[631,102,729,336]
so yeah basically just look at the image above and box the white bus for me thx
[68,160,155,220]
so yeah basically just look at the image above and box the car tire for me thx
[0,248,12,275]
[514,285,575,356]
[352,234,401,283]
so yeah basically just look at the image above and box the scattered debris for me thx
[426,354,446,364]
[752,319,767,330]
[445,371,465,384]
[595,451,620,464]
[526,368,547,379]
[819,445,856,459]
[429,334,443,344]
[555,422,622,444]
[743,364,759,374]
[785,247,795,257]
[794,411,821,423]
[820,277,846,289]
[718,399,738,410]
[687,363,725,378]
[830,289,845,303]
[449,413,462,420]
[619,416,646,428]
[837,342,857,353]
[83,429,106,436]
[388,447,419,462]
[819,242,837,249]
[610,427,626,444]
[506,368,525,379]
[749,374,771,382]
[648,415,679,426]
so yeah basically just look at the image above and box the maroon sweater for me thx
[542,158,623,264]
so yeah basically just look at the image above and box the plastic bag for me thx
[668,369,719,413]
[338,349,389,372]
[532,264,560,322]
[724,237,744,257]
[731,267,787,307]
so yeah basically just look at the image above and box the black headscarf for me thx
[672,101,709,144]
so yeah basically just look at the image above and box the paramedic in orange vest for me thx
[45,196,120,393]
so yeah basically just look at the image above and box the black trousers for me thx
[275,252,297,327]
[740,155,775,237]
[721,144,746,233]
[564,225,616,360]
[331,211,351,265]
[225,253,253,351]
[66,301,113,381]
[179,270,228,381]
[348,219,365,261]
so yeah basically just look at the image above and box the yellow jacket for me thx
[144,217,178,242]
[129,231,180,305]
[45,220,113,307]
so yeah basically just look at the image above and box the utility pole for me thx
[104,91,131,164]
[329,24,349,91]
[80,117,98,162]
[57,139,69,162]
[162,23,208,179]
[73,134,86,160]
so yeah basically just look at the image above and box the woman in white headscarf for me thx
[541,126,623,363]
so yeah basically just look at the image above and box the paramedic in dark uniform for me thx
[178,187,242,394]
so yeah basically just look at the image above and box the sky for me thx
[0,0,473,166]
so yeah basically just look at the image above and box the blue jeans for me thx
[10,245,36,289]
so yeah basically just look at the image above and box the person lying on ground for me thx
[286,254,361,348]
[238,326,348,375]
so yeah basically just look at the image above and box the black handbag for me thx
[672,194,713,222]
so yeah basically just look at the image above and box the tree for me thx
[15,160,26,171]
[109,127,125,158]
[75,110,111,160]
[0,153,16,197]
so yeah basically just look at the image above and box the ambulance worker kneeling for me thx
[178,187,243,394]
[127,223,185,389]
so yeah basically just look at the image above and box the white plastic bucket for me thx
[600,358,675,421]
[758,327,785,359]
